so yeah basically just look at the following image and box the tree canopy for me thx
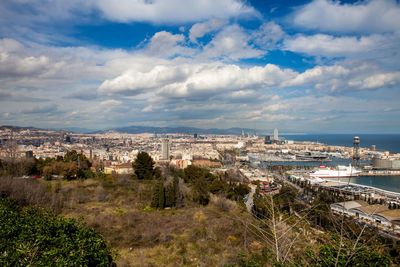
[132,152,156,180]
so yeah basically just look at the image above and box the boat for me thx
[310,165,361,178]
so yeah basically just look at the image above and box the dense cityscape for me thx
[1,0,400,266]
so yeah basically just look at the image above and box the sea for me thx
[281,134,400,153]
[260,134,400,193]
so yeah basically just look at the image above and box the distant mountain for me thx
[97,125,269,135]
[0,125,42,132]
[52,127,97,133]
[1,124,302,136]
[0,125,92,134]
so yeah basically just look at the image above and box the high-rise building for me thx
[194,133,198,139]
[273,128,279,140]
[162,139,170,160]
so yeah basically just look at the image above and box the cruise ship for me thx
[310,165,361,178]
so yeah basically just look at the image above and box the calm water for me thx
[257,134,400,193]
[281,134,400,153]
[259,160,400,193]
[326,176,400,193]
[259,158,366,167]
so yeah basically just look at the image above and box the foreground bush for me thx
[0,197,114,266]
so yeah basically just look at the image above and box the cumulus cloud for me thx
[0,0,255,30]
[199,25,266,60]
[252,21,285,49]
[0,39,50,78]
[99,62,297,98]
[94,0,256,24]
[355,72,400,89]
[189,18,228,43]
[283,62,400,92]
[292,0,400,34]
[0,38,24,53]
[98,64,193,95]
[283,34,387,57]
[144,31,192,58]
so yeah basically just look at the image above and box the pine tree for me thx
[132,152,155,180]
[174,176,184,208]
[192,177,209,206]
[158,182,165,209]
[165,183,175,207]
[151,181,165,208]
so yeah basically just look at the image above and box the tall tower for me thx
[273,128,279,140]
[352,136,360,167]
[162,139,170,160]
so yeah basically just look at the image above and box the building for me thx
[372,158,400,170]
[331,200,400,231]
[162,139,170,160]
[265,135,272,144]
[170,159,191,169]
[273,128,279,140]
[104,163,134,174]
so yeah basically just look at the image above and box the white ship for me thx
[310,165,361,178]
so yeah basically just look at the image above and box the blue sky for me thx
[0,0,399,133]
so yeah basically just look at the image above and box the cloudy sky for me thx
[0,0,399,133]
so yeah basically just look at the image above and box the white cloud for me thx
[358,72,400,89]
[283,34,387,57]
[199,25,266,60]
[98,64,193,95]
[98,62,297,98]
[100,99,121,106]
[284,62,400,92]
[292,0,400,34]
[0,53,49,78]
[94,0,256,24]
[252,21,285,49]
[144,31,192,58]
[189,18,228,43]
[0,38,24,53]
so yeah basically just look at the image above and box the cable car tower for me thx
[352,136,360,167]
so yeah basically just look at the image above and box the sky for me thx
[0,0,399,133]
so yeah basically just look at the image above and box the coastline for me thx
[322,178,400,197]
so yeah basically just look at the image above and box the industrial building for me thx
[372,158,400,170]
[331,200,400,230]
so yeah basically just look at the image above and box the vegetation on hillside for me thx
[0,197,114,266]
[1,151,400,266]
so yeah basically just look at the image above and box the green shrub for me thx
[0,197,115,266]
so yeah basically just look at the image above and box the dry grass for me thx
[0,176,263,266]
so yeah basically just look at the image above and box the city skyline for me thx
[0,0,399,133]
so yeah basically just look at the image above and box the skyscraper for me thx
[273,128,278,140]
[162,139,170,160]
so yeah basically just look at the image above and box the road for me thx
[245,185,256,212]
